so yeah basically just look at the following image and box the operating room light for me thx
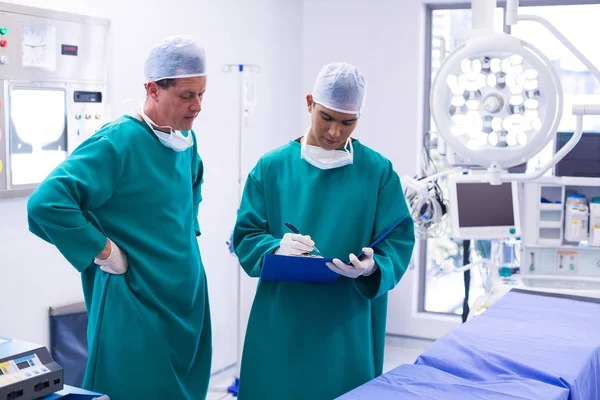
[431,31,563,170]
[424,0,600,186]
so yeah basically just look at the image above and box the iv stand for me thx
[221,63,260,398]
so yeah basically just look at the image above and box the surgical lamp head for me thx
[431,32,562,171]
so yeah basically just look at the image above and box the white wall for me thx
[0,0,303,374]
[302,0,425,181]
[302,0,428,335]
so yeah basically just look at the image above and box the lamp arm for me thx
[517,15,600,85]
[498,114,583,182]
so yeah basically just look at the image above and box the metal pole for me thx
[236,65,244,378]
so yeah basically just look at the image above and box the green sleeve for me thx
[191,132,204,237]
[27,135,122,272]
[354,164,415,299]
[233,168,280,278]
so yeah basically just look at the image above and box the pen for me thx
[348,215,409,264]
[284,222,321,254]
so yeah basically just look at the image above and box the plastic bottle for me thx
[589,197,600,246]
[564,194,588,242]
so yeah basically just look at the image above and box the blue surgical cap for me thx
[144,35,207,82]
[312,62,366,116]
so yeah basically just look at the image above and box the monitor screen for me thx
[16,360,29,370]
[456,182,515,228]
[555,131,600,177]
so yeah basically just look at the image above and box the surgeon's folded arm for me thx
[27,136,121,272]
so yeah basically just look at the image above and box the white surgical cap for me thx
[312,62,366,116]
[144,36,207,82]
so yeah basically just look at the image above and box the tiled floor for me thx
[206,335,434,399]
[381,335,433,373]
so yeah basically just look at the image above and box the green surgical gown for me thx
[233,139,415,400]
[27,116,211,400]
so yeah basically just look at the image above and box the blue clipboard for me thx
[261,215,409,283]
[261,254,339,283]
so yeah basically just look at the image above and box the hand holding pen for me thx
[273,222,321,256]
[284,222,320,254]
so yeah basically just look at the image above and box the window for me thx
[512,4,600,173]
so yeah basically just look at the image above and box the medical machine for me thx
[516,176,600,293]
[411,0,600,232]
[446,173,520,240]
[0,2,109,199]
[399,0,600,320]
[402,0,600,238]
[0,337,63,400]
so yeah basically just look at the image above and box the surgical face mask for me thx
[139,109,193,152]
[300,135,354,170]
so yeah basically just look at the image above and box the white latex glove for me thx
[275,233,315,256]
[326,248,377,278]
[94,239,129,275]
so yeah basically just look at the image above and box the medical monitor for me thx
[555,131,600,178]
[447,174,521,240]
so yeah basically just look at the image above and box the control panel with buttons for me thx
[70,89,106,150]
[0,337,64,398]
